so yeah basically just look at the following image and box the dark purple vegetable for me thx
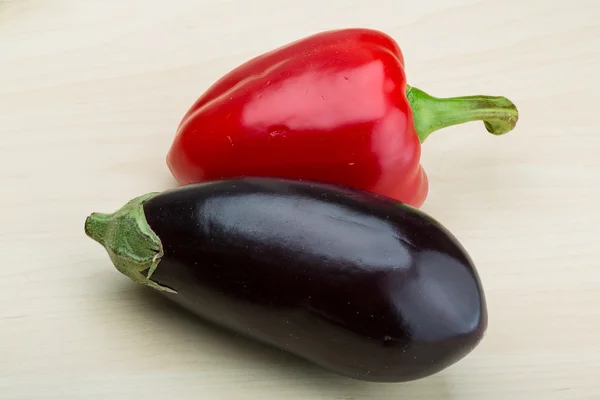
[84,178,487,382]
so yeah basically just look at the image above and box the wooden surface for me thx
[1,1,599,399]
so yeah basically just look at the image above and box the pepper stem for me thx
[84,192,177,294]
[406,85,519,143]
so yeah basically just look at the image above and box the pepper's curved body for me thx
[167,28,518,208]
[85,178,488,382]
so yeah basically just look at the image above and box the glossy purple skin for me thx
[143,178,487,382]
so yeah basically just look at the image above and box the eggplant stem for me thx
[84,192,177,294]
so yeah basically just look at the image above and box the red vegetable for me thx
[167,28,518,207]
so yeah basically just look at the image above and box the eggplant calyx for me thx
[84,192,177,294]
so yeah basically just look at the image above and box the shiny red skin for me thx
[167,28,428,207]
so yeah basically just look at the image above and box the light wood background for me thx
[1,1,599,399]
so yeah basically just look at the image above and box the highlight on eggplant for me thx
[84,178,487,383]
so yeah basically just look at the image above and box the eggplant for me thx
[84,178,487,382]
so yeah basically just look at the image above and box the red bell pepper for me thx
[166,28,518,207]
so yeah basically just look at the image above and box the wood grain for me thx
[1,1,599,399]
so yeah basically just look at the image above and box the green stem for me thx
[406,85,519,143]
[84,212,111,246]
[84,192,177,294]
